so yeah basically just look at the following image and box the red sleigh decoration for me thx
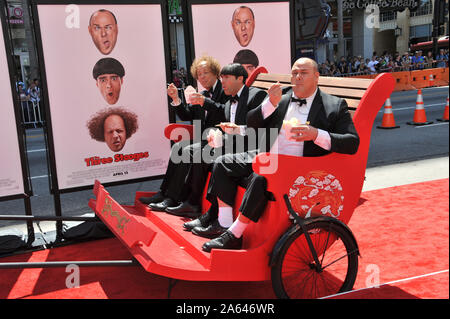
[89,72,395,297]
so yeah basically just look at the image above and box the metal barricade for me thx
[20,99,44,128]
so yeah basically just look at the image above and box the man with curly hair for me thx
[87,107,138,152]
[139,56,229,214]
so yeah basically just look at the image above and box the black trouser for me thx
[206,151,270,223]
[161,140,216,206]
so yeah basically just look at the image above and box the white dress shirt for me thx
[230,84,244,124]
[260,88,331,156]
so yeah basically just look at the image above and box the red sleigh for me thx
[89,72,395,298]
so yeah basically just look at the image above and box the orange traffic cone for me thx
[437,95,449,122]
[407,89,433,126]
[429,74,435,87]
[377,98,400,129]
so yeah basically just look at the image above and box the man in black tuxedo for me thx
[139,56,228,209]
[167,63,267,221]
[196,58,360,252]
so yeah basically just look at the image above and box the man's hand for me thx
[268,82,283,107]
[167,83,180,104]
[190,92,206,106]
[290,124,318,142]
[218,122,240,135]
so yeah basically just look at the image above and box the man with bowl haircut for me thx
[86,107,138,152]
[231,6,255,47]
[233,49,259,77]
[88,9,118,55]
[181,63,267,239]
[198,58,360,252]
[93,57,125,105]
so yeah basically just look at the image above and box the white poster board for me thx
[36,3,171,190]
[0,19,26,198]
[190,0,292,87]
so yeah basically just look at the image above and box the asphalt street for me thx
[0,86,448,230]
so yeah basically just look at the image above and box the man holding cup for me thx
[166,63,266,221]
[195,58,360,252]
[139,56,227,210]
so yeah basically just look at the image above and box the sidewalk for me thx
[363,156,449,192]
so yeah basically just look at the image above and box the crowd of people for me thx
[16,78,43,125]
[319,48,449,76]
[16,78,41,103]
[172,67,188,88]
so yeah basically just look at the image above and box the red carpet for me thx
[0,178,448,299]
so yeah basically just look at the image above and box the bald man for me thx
[231,6,255,47]
[88,9,118,55]
[196,58,360,252]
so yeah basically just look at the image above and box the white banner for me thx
[0,20,25,198]
[191,1,292,86]
[36,3,171,190]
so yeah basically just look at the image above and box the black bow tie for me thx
[292,97,307,106]
[230,96,239,104]
[207,88,214,97]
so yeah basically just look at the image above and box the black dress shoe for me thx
[183,211,213,231]
[191,220,227,239]
[165,201,201,218]
[202,230,243,252]
[139,191,165,205]
[148,198,178,212]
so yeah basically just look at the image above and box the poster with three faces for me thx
[36,3,170,190]
[0,17,25,198]
[190,1,292,89]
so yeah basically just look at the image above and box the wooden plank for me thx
[256,73,373,89]
[251,80,293,90]
[251,73,365,111]
[344,99,360,109]
[256,73,291,83]
[319,86,366,99]
[256,73,373,87]
[319,76,373,89]
[349,109,356,118]
[251,80,272,90]
[253,80,368,96]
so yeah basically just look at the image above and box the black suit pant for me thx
[206,152,270,223]
[161,140,220,212]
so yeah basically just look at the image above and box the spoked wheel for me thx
[271,219,359,299]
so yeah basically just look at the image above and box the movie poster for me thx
[35,2,170,191]
[189,0,292,87]
[0,15,25,198]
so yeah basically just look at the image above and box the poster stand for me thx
[0,0,176,250]
[0,0,35,251]
[29,0,175,242]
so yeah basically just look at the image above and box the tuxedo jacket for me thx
[246,88,360,156]
[172,80,228,132]
[221,85,267,152]
[224,85,268,125]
